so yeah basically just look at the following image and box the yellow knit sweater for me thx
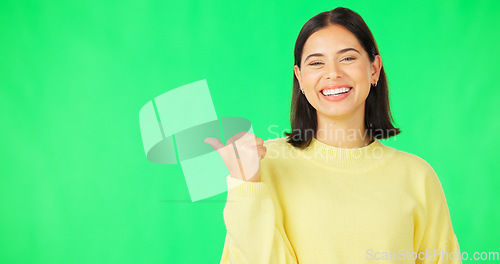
[219,137,461,264]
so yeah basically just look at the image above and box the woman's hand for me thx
[204,131,267,182]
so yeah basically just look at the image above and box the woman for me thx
[205,7,461,264]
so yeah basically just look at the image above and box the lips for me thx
[319,84,352,93]
[318,84,353,102]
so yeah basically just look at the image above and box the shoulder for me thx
[392,150,449,205]
[388,147,442,191]
[390,147,436,174]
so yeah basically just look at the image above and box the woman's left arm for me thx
[415,167,462,264]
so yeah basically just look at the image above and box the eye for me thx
[309,62,324,66]
[342,57,356,62]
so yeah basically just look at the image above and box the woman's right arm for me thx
[204,132,298,264]
[219,175,298,264]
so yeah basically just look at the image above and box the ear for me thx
[371,55,382,84]
[294,65,302,86]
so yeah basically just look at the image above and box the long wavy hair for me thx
[285,7,401,149]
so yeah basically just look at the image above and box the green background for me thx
[1,0,499,263]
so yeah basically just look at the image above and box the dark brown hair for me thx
[284,7,400,149]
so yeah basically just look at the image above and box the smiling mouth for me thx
[320,87,352,96]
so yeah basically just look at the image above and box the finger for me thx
[249,138,264,147]
[235,134,260,146]
[257,145,267,160]
[204,137,225,152]
[233,137,263,157]
[205,137,243,178]
[226,131,249,146]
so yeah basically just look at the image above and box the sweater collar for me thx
[301,137,396,170]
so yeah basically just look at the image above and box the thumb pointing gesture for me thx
[204,132,266,182]
[203,137,225,153]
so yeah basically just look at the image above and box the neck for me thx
[302,137,394,170]
[315,111,372,149]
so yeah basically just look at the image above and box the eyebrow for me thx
[303,48,361,63]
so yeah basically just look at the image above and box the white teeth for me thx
[322,87,351,96]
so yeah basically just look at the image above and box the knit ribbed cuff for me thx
[226,175,270,199]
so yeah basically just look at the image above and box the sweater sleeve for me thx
[219,175,298,264]
[416,168,462,264]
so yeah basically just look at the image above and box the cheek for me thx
[302,70,322,83]
[349,66,365,78]
[347,66,369,82]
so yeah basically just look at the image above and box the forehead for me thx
[303,25,362,53]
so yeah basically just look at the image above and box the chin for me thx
[318,108,353,119]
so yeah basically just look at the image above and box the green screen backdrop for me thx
[1,0,499,263]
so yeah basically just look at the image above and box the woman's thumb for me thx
[204,137,225,152]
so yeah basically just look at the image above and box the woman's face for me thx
[294,24,381,119]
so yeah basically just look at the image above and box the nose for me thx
[324,61,342,80]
